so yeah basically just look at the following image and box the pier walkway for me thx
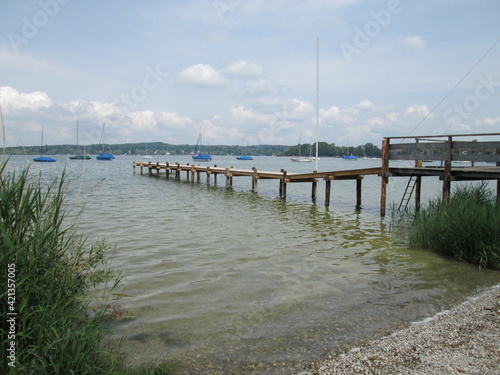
[133,133,500,215]
[133,161,381,210]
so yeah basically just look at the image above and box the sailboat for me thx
[308,141,320,161]
[96,123,115,160]
[343,145,358,160]
[69,120,91,160]
[192,128,212,161]
[236,137,253,160]
[33,127,57,162]
[291,136,313,162]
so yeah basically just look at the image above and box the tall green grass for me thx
[392,183,500,269]
[0,165,173,374]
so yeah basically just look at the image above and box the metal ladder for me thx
[398,176,417,211]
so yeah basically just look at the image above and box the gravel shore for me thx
[300,284,500,375]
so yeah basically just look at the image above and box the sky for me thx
[0,0,499,148]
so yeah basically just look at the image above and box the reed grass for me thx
[392,183,500,269]
[0,164,173,374]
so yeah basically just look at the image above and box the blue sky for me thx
[1,0,499,148]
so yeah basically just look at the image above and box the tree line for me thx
[5,141,382,157]
[278,142,382,158]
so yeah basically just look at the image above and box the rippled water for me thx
[7,155,499,374]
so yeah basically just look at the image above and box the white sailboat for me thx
[291,136,313,162]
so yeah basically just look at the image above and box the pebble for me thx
[299,284,500,375]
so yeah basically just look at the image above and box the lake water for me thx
[6,155,499,374]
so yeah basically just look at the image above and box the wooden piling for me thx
[356,177,362,210]
[414,159,422,211]
[442,136,452,201]
[190,164,195,183]
[175,163,181,180]
[252,167,258,193]
[225,167,231,188]
[282,170,287,199]
[415,176,422,211]
[312,170,317,200]
[325,178,331,207]
[380,138,389,216]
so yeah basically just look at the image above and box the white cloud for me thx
[367,117,386,127]
[405,35,427,49]
[475,116,500,127]
[177,64,229,88]
[281,99,312,120]
[224,60,263,78]
[231,104,272,124]
[0,86,52,113]
[158,112,193,128]
[86,101,123,119]
[356,100,375,110]
[404,104,431,118]
[321,105,355,124]
[127,110,157,131]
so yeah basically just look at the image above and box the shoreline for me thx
[299,284,500,375]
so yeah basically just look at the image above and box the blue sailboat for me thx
[342,145,358,160]
[236,137,253,160]
[33,127,56,162]
[192,129,212,162]
[342,155,358,160]
[96,123,115,160]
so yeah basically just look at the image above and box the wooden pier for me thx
[133,160,381,210]
[133,133,500,215]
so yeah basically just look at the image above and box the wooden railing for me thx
[383,133,500,163]
[380,133,500,215]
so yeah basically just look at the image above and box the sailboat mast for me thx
[40,127,44,156]
[75,120,79,154]
[99,123,105,153]
[315,37,320,171]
